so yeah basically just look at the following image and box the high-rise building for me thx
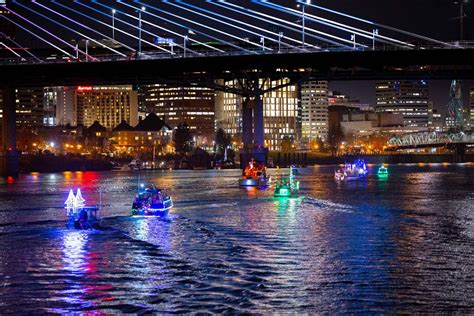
[215,78,298,151]
[375,80,429,128]
[76,85,138,130]
[54,86,76,126]
[141,83,215,144]
[470,87,474,130]
[15,87,44,128]
[0,1,15,41]
[300,81,329,145]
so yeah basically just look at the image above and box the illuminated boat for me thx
[335,159,368,181]
[239,159,270,187]
[65,189,101,229]
[131,184,173,216]
[274,176,300,198]
[377,165,389,176]
[290,165,299,177]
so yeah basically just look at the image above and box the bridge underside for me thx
[1,49,474,87]
[0,86,19,177]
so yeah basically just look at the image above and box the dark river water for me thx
[0,164,473,314]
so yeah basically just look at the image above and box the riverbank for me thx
[269,152,474,166]
[20,153,113,173]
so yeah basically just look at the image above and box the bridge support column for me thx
[242,98,253,147]
[1,86,18,177]
[239,96,268,169]
[253,95,264,147]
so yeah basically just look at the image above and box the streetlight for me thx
[184,35,188,57]
[138,6,146,58]
[85,39,89,61]
[112,9,116,41]
[454,0,469,41]
[278,31,284,53]
[372,29,379,50]
[297,0,311,48]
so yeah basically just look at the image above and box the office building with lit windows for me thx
[375,80,430,128]
[470,87,474,130]
[215,78,298,151]
[0,1,15,41]
[15,87,44,128]
[300,81,329,145]
[75,85,138,130]
[54,86,76,126]
[141,84,215,144]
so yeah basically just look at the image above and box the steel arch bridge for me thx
[387,132,474,150]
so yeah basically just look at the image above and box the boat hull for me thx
[131,198,173,217]
[239,177,269,187]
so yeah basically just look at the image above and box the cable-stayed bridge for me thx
[1,1,473,176]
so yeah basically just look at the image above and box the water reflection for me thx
[0,166,472,313]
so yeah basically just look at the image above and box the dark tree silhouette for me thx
[173,122,193,155]
[281,136,294,152]
[328,123,344,156]
[215,128,232,155]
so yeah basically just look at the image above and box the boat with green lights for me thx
[377,165,389,176]
[274,167,300,198]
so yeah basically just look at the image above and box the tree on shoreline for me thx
[328,123,344,156]
[173,122,193,155]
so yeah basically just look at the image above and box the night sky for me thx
[3,0,473,111]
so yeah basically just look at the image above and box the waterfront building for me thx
[375,80,430,128]
[15,87,44,128]
[54,86,76,126]
[328,91,372,111]
[140,83,215,146]
[0,1,15,41]
[470,87,474,130]
[431,109,444,132]
[300,81,329,146]
[215,78,298,151]
[110,113,173,155]
[76,85,138,130]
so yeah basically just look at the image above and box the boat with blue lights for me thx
[131,184,173,216]
[239,159,270,187]
[335,159,368,181]
[377,165,389,177]
[65,189,102,229]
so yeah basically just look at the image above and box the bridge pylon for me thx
[239,88,268,169]
[1,85,19,177]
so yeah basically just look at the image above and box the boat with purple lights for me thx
[65,189,102,229]
[131,184,173,216]
[335,159,368,181]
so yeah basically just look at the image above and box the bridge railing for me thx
[1,42,473,66]
[388,131,474,148]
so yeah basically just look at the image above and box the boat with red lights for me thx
[239,159,270,187]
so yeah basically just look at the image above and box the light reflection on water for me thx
[0,165,473,313]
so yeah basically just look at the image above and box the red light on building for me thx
[77,86,93,92]
[328,98,337,103]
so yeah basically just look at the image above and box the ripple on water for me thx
[0,167,473,313]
